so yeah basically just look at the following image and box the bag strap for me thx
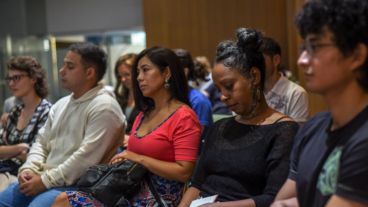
[146,176,168,207]
[273,115,290,124]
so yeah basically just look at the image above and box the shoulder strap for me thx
[146,176,168,207]
[273,115,290,124]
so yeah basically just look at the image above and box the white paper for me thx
[190,195,218,207]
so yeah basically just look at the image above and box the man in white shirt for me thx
[261,37,309,123]
[0,42,125,207]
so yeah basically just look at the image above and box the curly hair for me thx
[296,0,368,90]
[215,28,265,90]
[114,53,137,110]
[7,56,48,98]
[194,56,211,83]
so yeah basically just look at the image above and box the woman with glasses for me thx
[0,56,51,191]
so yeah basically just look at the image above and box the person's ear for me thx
[250,67,261,85]
[164,67,171,81]
[30,76,37,85]
[184,67,189,79]
[349,43,368,72]
[86,66,96,80]
[272,54,281,68]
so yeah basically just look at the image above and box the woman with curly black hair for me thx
[178,28,299,207]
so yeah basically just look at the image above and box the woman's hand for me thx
[110,150,141,164]
[16,143,29,152]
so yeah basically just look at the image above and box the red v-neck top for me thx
[128,106,201,162]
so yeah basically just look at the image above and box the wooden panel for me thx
[143,0,327,116]
[143,0,288,64]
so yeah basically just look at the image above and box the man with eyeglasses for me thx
[0,42,125,207]
[271,0,368,207]
[261,37,309,124]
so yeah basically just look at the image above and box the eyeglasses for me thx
[5,74,29,84]
[299,42,336,55]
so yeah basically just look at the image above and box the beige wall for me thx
[143,0,327,116]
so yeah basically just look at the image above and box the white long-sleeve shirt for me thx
[19,84,125,188]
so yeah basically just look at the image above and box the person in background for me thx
[192,56,212,92]
[0,42,125,207]
[52,46,201,207]
[0,56,52,191]
[271,0,368,207]
[261,37,309,123]
[195,56,232,116]
[114,53,140,147]
[174,49,213,133]
[178,28,299,207]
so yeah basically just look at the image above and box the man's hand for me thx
[19,173,46,196]
[18,170,35,184]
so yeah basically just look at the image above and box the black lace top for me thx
[190,117,299,207]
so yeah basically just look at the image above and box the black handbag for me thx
[0,159,20,175]
[76,160,147,207]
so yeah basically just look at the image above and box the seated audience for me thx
[114,53,140,147]
[0,42,125,207]
[178,28,299,207]
[271,0,368,207]
[0,56,52,191]
[52,46,201,207]
[261,37,309,123]
[174,49,213,132]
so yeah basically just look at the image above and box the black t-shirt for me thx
[289,106,368,207]
[191,117,299,207]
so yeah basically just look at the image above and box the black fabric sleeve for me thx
[335,134,368,204]
[189,121,219,189]
[252,122,299,207]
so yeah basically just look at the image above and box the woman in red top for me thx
[52,47,201,207]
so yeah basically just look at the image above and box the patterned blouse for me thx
[0,99,52,171]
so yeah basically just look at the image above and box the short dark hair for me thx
[260,37,281,57]
[173,48,195,81]
[215,28,265,91]
[174,48,211,86]
[7,56,48,98]
[296,0,368,90]
[131,47,190,112]
[68,42,107,82]
[114,53,137,110]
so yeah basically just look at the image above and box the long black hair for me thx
[131,47,190,112]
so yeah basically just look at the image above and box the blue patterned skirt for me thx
[66,174,184,207]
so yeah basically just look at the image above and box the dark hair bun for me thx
[236,28,263,53]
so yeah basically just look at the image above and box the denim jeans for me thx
[0,182,75,207]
